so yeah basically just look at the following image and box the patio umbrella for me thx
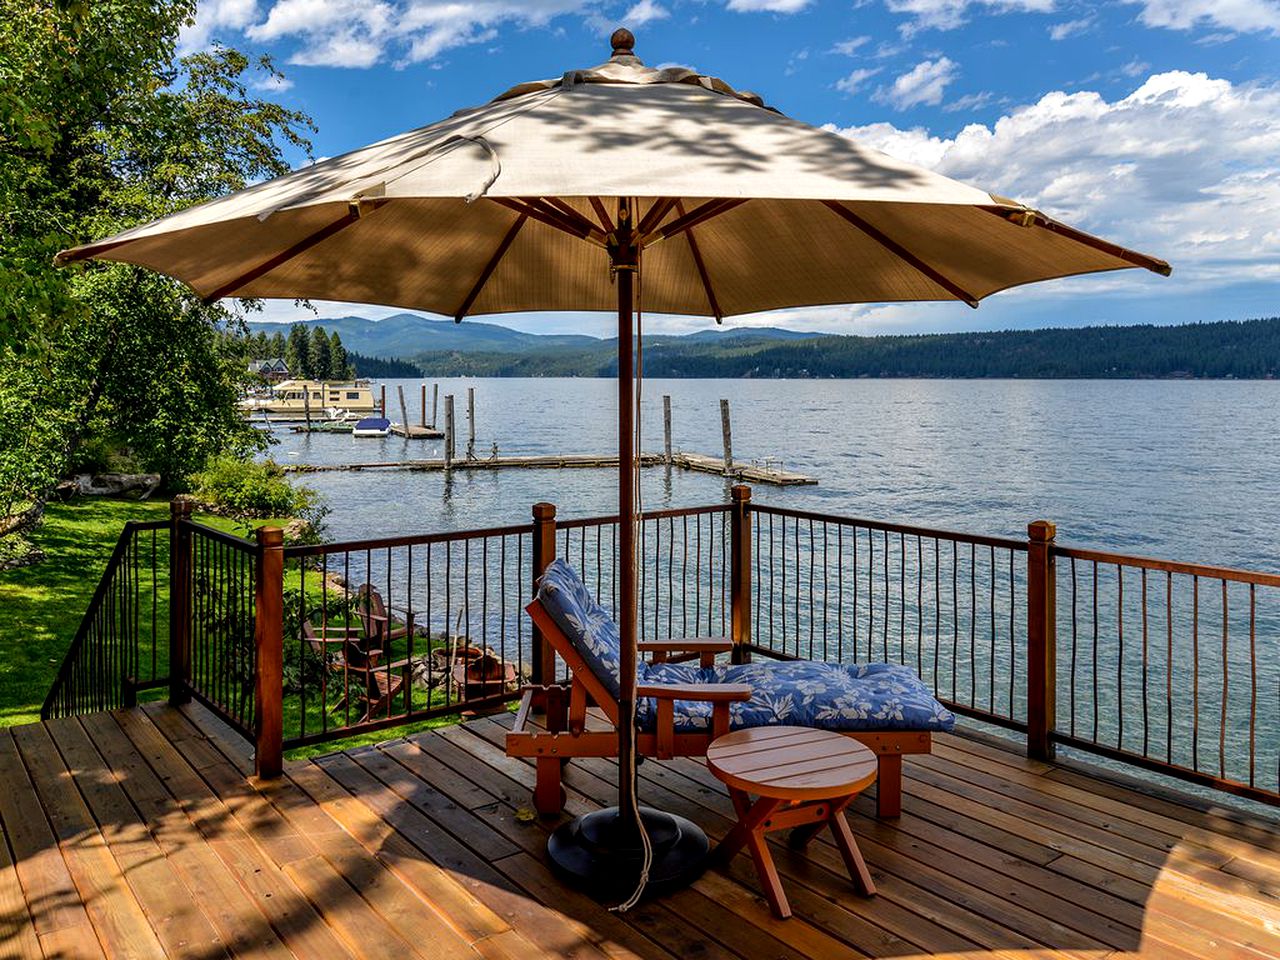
[57,28,1169,899]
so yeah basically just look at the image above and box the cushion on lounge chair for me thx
[537,558,955,734]
[635,660,955,733]
[538,559,624,698]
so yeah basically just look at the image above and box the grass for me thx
[0,498,282,727]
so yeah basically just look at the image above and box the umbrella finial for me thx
[610,27,636,59]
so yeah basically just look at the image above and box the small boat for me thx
[352,417,391,437]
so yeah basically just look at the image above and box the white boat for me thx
[239,379,378,419]
[352,417,392,438]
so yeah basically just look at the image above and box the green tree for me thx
[269,330,287,360]
[329,330,351,379]
[309,326,332,380]
[285,323,310,379]
[0,0,315,534]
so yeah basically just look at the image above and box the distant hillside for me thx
[247,314,823,359]
[411,318,1280,380]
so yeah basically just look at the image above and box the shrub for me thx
[190,455,322,523]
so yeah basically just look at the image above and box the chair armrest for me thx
[635,683,752,703]
[639,636,732,667]
[313,626,362,637]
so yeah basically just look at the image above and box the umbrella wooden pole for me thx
[615,231,638,838]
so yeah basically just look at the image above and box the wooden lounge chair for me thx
[506,559,955,819]
[353,584,416,648]
[301,619,411,723]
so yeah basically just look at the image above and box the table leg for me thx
[830,807,876,896]
[714,789,791,918]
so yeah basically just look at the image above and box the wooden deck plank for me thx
[42,717,230,960]
[78,712,297,960]
[112,708,360,960]
[0,728,103,952]
[0,788,44,960]
[11,722,169,960]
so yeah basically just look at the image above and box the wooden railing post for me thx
[730,485,752,664]
[530,502,558,687]
[1027,520,1057,761]
[168,498,193,706]
[254,526,285,779]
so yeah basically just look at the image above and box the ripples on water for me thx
[271,377,1280,571]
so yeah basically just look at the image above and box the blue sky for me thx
[188,0,1280,338]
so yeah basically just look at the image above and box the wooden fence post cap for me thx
[1028,520,1056,542]
[532,502,557,520]
[170,497,194,517]
[731,484,752,503]
[256,525,284,546]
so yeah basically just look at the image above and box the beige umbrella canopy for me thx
[57,29,1169,901]
[57,33,1168,320]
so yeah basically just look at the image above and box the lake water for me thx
[269,377,1280,573]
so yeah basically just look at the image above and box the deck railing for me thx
[43,489,1278,806]
[41,519,169,720]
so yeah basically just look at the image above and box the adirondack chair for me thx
[353,584,416,649]
[301,619,412,722]
[506,559,955,818]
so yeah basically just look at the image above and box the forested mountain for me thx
[410,318,1280,380]
[347,352,420,378]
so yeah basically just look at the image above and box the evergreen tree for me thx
[309,326,332,380]
[252,330,270,358]
[329,330,350,379]
[285,323,310,378]
[269,330,287,359]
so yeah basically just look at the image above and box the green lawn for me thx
[0,498,275,727]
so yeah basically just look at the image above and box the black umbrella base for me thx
[546,806,709,901]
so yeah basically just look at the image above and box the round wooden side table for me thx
[706,726,878,919]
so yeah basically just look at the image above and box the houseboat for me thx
[239,378,380,420]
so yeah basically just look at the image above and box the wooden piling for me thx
[303,385,312,429]
[663,394,673,465]
[431,383,439,428]
[397,385,409,432]
[420,384,427,427]
[720,398,734,477]
[467,387,476,461]
[379,384,386,418]
[444,395,455,471]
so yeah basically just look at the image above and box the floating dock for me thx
[283,451,815,485]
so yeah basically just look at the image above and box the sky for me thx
[186,0,1280,338]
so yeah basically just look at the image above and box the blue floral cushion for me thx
[536,559,623,699]
[635,659,954,733]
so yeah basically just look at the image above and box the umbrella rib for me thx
[200,208,363,303]
[490,197,604,245]
[637,197,679,237]
[673,200,722,322]
[542,198,604,238]
[981,206,1172,277]
[454,213,528,322]
[822,200,979,308]
[588,197,616,233]
[648,198,748,244]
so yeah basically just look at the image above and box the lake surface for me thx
[268,377,1280,572]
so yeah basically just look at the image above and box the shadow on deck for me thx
[1,701,1276,959]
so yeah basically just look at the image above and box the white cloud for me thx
[835,67,882,94]
[885,0,1055,34]
[725,0,812,11]
[1048,15,1092,39]
[179,0,260,53]
[623,0,669,24]
[943,90,993,112]
[1124,0,1280,35]
[831,35,872,54]
[832,71,1280,286]
[252,72,295,91]
[873,56,958,109]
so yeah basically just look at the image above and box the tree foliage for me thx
[0,0,316,530]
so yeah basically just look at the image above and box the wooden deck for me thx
[2,702,1277,960]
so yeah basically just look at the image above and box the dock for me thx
[283,450,816,485]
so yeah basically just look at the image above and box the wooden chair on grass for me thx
[353,584,416,649]
[506,559,954,819]
[301,619,412,723]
